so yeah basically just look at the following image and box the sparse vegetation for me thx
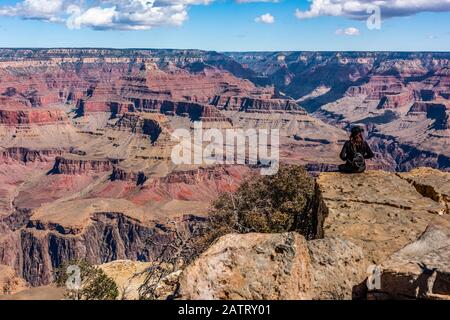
[208,164,315,235]
[54,260,119,300]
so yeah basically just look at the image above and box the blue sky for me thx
[0,0,449,51]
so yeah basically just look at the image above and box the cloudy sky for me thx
[0,0,449,51]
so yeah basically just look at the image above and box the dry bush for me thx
[138,165,316,299]
[208,164,315,236]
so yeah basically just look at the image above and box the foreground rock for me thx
[177,232,367,300]
[0,286,64,300]
[307,238,366,300]
[177,169,450,300]
[400,168,450,215]
[94,259,181,300]
[98,260,152,300]
[375,225,450,300]
[178,233,313,300]
[315,169,450,265]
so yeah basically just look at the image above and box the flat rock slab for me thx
[98,260,152,300]
[400,167,450,215]
[316,170,450,264]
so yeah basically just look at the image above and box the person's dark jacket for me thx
[340,141,374,163]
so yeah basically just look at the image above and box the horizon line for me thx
[1,47,450,54]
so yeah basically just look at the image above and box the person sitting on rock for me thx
[339,126,374,173]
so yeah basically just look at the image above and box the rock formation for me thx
[374,225,450,300]
[306,238,366,300]
[98,260,153,300]
[174,168,450,300]
[177,233,367,300]
[178,232,313,300]
[315,169,450,263]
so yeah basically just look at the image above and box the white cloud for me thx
[255,13,275,24]
[0,0,66,20]
[0,0,212,30]
[237,0,279,3]
[295,0,450,20]
[336,27,360,36]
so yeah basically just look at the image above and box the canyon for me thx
[0,49,449,298]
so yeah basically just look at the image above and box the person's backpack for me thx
[351,152,366,171]
[351,144,366,172]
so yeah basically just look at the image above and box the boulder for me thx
[178,232,313,300]
[153,270,182,300]
[307,238,367,300]
[177,232,368,300]
[374,225,450,300]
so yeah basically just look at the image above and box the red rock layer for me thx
[128,99,231,122]
[347,76,406,99]
[51,156,115,175]
[0,95,32,110]
[106,165,253,203]
[212,95,305,114]
[0,109,68,126]
[76,82,133,115]
[0,148,62,163]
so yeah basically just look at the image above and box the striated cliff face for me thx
[51,156,114,175]
[129,100,231,123]
[2,49,449,171]
[0,109,69,126]
[408,101,450,130]
[0,148,62,164]
[1,209,207,286]
[0,161,250,286]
